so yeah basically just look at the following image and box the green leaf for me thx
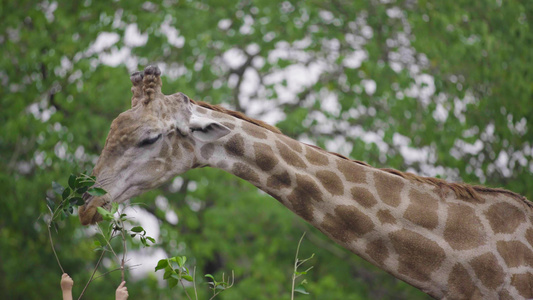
[46,197,56,212]
[155,259,169,271]
[146,236,156,243]
[204,274,215,281]
[75,186,89,195]
[110,202,118,214]
[130,226,144,233]
[167,277,178,288]
[96,207,113,220]
[68,174,76,189]
[295,285,309,295]
[87,187,107,196]
[52,181,64,195]
[62,187,71,200]
[182,275,194,282]
[69,197,84,206]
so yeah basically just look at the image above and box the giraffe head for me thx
[78,66,230,225]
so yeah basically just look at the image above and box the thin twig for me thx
[91,264,141,281]
[192,266,198,300]
[77,250,105,300]
[179,278,193,300]
[119,219,127,282]
[291,232,306,300]
[47,224,65,273]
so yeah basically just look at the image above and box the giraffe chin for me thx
[78,196,110,225]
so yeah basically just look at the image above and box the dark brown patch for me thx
[225,134,245,157]
[172,142,182,159]
[350,187,377,208]
[232,162,260,184]
[242,122,268,139]
[511,272,533,298]
[200,144,214,160]
[469,253,505,289]
[389,229,446,282]
[216,161,228,169]
[444,204,486,250]
[316,170,343,196]
[337,160,367,183]
[267,171,292,189]
[160,142,170,158]
[374,171,404,207]
[221,121,235,129]
[321,205,375,243]
[486,202,526,234]
[365,239,388,266]
[498,290,514,300]
[446,264,482,300]
[377,209,396,225]
[275,140,307,168]
[305,147,329,166]
[279,135,302,152]
[183,141,194,152]
[404,189,439,230]
[287,174,323,221]
[497,240,533,268]
[196,107,208,114]
[254,142,279,171]
[211,110,234,120]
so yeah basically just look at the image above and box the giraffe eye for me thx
[138,134,162,147]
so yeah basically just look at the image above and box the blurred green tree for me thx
[1,0,531,299]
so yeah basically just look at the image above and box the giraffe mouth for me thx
[78,194,112,225]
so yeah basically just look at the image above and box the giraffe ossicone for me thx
[79,66,533,299]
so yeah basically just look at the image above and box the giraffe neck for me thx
[187,106,533,299]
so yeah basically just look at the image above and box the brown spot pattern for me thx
[389,229,446,282]
[276,140,307,168]
[377,209,396,225]
[443,204,485,250]
[172,141,182,159]
[254,142,279,171]
[242,122,268,139]
[267,171,291,189]
[374,172,404,207]
[350,187,377,208]
[497,240,533,268]
[225,134,245,157]
[469,253,505,289]
[447,264,482,300]
[321,205,375,243]
[221,121,235,129]
[305,147,329,166]
[232,162,260,184]
[511,273,533,298]
[279,135,302,152]
[287,174,323,221]
[337,160,367,183]
[404,189,439,230]
[486,202,526,234]
[160,142,170,158]
[200,144,214,160]
[212,110,233,120]
[365,239,388,266]
[316,170,344,196]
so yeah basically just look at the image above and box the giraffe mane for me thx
[192,100,529,206]
[193,100,282,134]
[320,146,531,206]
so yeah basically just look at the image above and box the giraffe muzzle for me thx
[78,193,111,225]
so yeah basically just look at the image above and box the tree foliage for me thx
[1,0,531,299]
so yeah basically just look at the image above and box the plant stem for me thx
[179,279,193,300]
[77,250,105,300]
[291,232,306,300]
[47,223,65,273]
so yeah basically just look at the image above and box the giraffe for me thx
[79,66,533,299]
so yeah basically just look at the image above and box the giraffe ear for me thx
[189,115,231,142]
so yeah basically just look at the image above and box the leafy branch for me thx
[291,232,314,299]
